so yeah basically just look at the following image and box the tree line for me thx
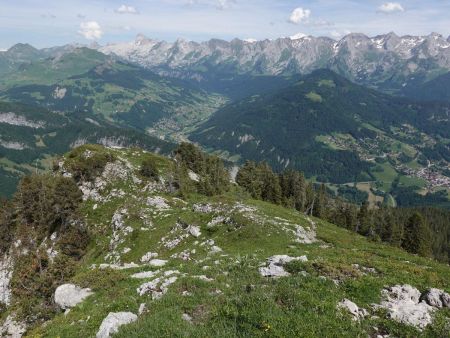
[236,160,449,262]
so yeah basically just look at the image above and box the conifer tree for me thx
[357,201,371,236]
[402,212,432,257]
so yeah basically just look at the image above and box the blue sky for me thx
[1,0,449,49]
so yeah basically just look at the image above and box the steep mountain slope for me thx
[0,102,173,197]
[191,70,450,203]
[99,33,450,95]
[0,47,226,140]
[1,145,449,337]
[403,72,450,102]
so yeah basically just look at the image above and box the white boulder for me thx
[420,288,450,309]
[188,170,200,182]
[188,225,201,238]
[140,252,159,263]
[259,255,308,278]
[337,299,368,321]
[54,284,93,309]
[148,259,168,267]
[377,285,435,330]
[96,312,137,338]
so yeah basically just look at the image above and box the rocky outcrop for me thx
[96,312,137,338]
[259,255,308,278]
[376,285,435,330]
[0,112,45,128]
[0,254,13,306]
[54,284,93,309]
[0,315,26,338]
[137,270,180,299]
[420,288,450,309]
[140,252,158,263]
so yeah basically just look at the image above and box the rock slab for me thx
[96,312,138,338]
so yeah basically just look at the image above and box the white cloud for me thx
[289,7,311,24]
[78,21,103,40]
[330,30,352,39]
[115,4,139,14]
[378,2,405,14]
[185,0,235,10]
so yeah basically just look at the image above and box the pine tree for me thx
[357,201,371,236]
[305,183,315,216]
[260,163,281,204]
[402,212,432,257]
[313,184,327,218]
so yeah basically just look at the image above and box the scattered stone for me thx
[188,225,201,238]
[0,254,13,306]
[420,288,450,309]
[209,246,223,254]
[97,263,139,270]
[0,315,26,338]
[182,313,193,323]
[138,275,178,299]
[352,264,377,274]
[138,303,147,315]
[131,270,160,279]
[259,255,308,278]
[148,259,168,267]
[54,284,93,309]
[140,252,159,263]
[337,299,368,321]
[207,216,228,228]
[192,275,214,282]
[294,224,317,244]
[375,285,435,330]
[188,170,200,182]
[192,203,216,213]
[96,312,137,338]
[147,196,170,210]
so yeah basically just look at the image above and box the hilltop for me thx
[0,144,449,337]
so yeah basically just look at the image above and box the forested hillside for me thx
[0,101,173,197]
[191,69,450,207]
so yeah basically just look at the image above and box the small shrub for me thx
[140,158,159,180]
[72,268,127,291]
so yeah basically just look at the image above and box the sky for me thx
[0,0,450,49]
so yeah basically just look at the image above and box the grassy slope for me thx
[27,146,450,338]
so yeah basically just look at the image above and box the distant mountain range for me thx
[0,34,449,206]
[99,32,450,96]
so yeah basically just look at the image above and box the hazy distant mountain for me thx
[99,32,450,95]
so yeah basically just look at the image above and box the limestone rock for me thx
[96,312,137,338]
[377,285,435,330]
[188,225,201,238]
[0,315,26,338]
[0,254,13,306]
[337,299,368,321]
[54,284,93,309]
[140,252,159,263]
[420,288,450,309]
[148,259,168,267]
[259,255,308,278]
